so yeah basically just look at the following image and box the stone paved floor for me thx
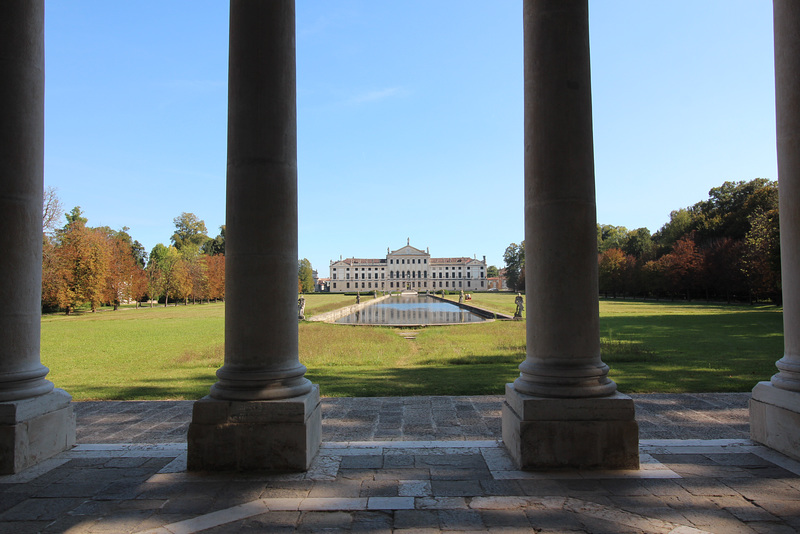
[1,393,798,533]
[74,393,752,444]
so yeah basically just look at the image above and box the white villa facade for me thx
[329,242,487,293]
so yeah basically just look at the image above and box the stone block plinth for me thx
[0,389,75,474]
[187,385,321,471]
[750,381,800,462]
[502,384,639,470]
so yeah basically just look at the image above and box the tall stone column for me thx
[502,0,638,470]
[0,0,75,474]
[750,0,800,462]
[187,0,321,471]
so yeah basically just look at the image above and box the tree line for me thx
[41,190,226,313]
[503,178,781,303]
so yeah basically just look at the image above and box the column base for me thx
[0,389,76,474]
[502,384,639,470]
[750,381,800,461]
[187,384,322,471]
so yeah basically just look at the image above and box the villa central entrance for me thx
[335,295,486,325]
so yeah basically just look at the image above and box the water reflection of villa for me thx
[336,296,485,325]
[329,241,487,293]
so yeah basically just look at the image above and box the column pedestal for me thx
[188,385,321,471]
[502,385,639,470]
[750,382,800,462]
[0,389,75,474]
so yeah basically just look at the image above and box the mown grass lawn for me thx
[41,294,783,400]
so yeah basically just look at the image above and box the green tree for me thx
[693,178,777,241]
[503,242,525,291]
[740,208,781,302]
[623,228,655,261]
[654,209,693,250]
[171,212,209,251]
[597,224,629,252]
[148,244,190,306]
[298,258,314,293]
[203,225,225,256]
[486,265,499,278]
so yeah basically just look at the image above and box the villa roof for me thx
[341,258,386,265]
[430,257,474,264]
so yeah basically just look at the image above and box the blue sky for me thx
[43,1,777,274]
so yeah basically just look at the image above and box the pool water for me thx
[335,295,486,325]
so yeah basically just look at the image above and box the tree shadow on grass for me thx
[306,363,519,397]
[600,311,783,393]
[69,374,215,401]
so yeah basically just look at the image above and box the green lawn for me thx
[41,295,783,399]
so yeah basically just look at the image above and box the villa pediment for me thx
[390,245,427,256]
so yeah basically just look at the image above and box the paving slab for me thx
[0,394,797,533]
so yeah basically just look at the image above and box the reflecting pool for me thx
[335,295,486,325]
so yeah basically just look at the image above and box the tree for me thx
[740,208,781,302]
[623,228,655,261]
[42,186,64,235]
[692,178,777,242]
[298,258,314,293]
[597,224,629,252]
[145,261,163,308]
[54,220,109,313]
[503,242,525,291]
[187,254,209,303]
[662,232,704,300]
[41,236,61,311]
[162,247,191,305]
[204,225,225,256]
[486,265,499,278]
[206,254,225,301]
[703,238,747,303]
[171,212,208,251]
[103,232,144,310]
[64,206,88,226]
[654,209,693,250]
[149,244,191,306]
[598,248,633,298]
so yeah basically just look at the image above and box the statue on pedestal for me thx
[514,293,524,319]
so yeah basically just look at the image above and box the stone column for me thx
[187,0,321,471]
[0,0,75,474]
[502,0,638,470]
[750,0,800,462]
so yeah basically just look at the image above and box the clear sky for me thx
[43,1,777,274]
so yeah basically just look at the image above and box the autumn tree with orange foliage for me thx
[205,254,225,301]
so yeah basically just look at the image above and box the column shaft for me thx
[0,0,52,402]
[772,0,800,393]
[211,0,311,401]
[515,0,615,398]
